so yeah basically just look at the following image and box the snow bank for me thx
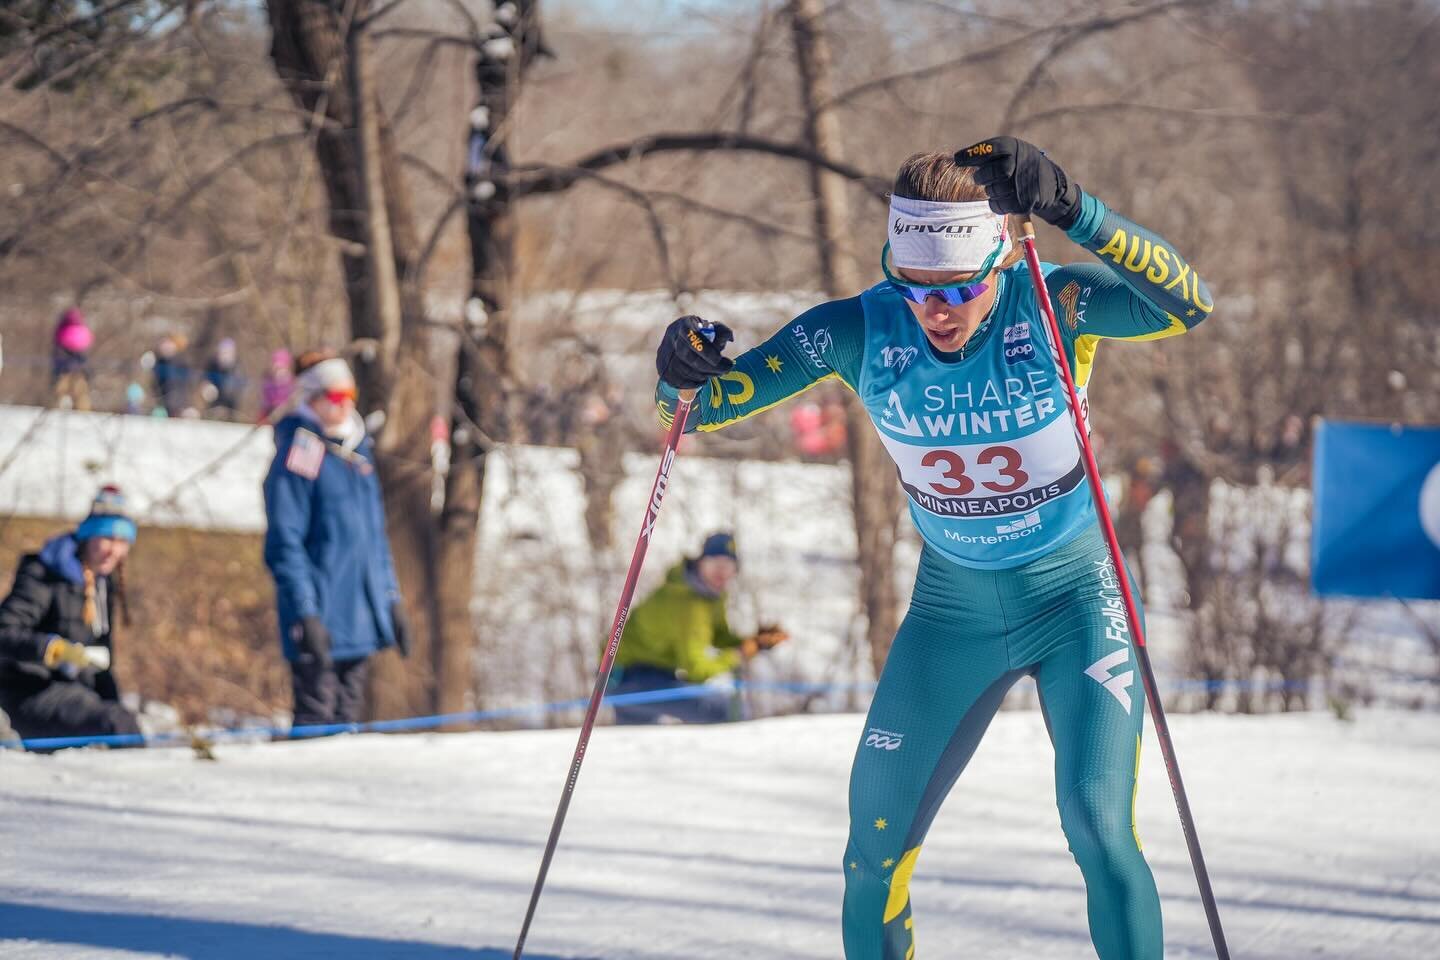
[3,404,1432,710]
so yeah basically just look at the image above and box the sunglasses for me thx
[323,387,358,405]
[881,240,1001,306]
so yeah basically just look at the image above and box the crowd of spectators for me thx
[1,353,410,747]
[40,305,297,423]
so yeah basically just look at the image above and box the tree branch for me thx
[1002,0,1203,129]
[0,119,70,168]
[1013,100,1321,132]
[825,23,1053,112]
[356,0,416,30]
[506,132,890,200]
[370,26,477,50]
[14,0,150,48]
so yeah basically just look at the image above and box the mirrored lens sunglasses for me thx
[881,240,1001,306]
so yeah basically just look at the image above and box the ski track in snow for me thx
[2,710,1437,959]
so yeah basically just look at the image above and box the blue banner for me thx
[1312,420,1440,599]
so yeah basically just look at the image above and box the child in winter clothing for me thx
[0,486,141,747]
[259,348,296,421]
[52,307,93,411]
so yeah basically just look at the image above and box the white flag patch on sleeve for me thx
[285,429,325,480]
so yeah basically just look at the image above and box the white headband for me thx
[298,357,355,397]
[887,196,1011,272]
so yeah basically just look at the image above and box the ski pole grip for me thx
[678,321,717,402]
[1020,216,1036,240]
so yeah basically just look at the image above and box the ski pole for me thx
[1017,217,1231,960]
[513,384,700,959]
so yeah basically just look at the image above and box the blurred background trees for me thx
[2,0,1435,719]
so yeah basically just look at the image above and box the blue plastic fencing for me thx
[0,677,1319,752]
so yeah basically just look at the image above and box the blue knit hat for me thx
[699,531,738,565]
[75,485,137,544]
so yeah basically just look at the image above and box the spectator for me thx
[609,532,787,724]
[789,402,827,456]
[788,392,849,459]
[148,334,191,417]
[0,485,141,747]
[52,307,93,411]
[818,393,849,453]
[124,382,147,416]
[263,352,409,731]
[259,348,295,421]
[202,337,245,419]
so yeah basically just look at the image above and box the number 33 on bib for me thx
[874,390,1092,568]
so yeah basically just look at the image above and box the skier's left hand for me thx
[954,136,1082,230]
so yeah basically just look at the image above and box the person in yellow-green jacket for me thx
[610,532,787,724]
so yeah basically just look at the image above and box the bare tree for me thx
[788,0,902,677]
[434,0,549,716]
[266,0,443,718]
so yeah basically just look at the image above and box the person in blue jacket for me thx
[263,352,409,730]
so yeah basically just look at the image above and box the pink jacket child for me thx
[53,308,94,374]
[260,349,296,420]
[52,308,94,410]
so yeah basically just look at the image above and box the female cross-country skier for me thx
[651,136,1213,959]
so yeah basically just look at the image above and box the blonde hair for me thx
[891,152,1024,270]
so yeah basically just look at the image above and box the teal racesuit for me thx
[656,193,1212,959]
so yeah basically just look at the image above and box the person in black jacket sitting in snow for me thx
[0,485,142,747]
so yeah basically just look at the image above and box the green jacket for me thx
[613,561,745,681]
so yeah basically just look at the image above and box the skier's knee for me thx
[1059,775,1142,875]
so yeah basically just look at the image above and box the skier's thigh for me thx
[846,610,1014,861]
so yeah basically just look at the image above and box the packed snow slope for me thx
[1,709,1436,959]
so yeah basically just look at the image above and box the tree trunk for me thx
[267,0,441,719]
[788,0,901,678]
[434,1,547,715]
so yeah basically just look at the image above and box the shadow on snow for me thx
[0,901,595,960]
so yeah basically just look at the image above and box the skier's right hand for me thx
[293,616,332,668]
[655,315,734,390]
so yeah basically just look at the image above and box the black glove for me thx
[655,315,734,390]
[391,602,410,658]
[954,136,1082,230]
[293,615,331,668]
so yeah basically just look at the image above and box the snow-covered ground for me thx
[2,710,1436,959]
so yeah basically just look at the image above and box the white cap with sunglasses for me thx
[884,196,1012,306]
[297,357,357,401]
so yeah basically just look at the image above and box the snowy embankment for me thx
[2,403,1434,713]
[1,710,1436,959]
[0,404,890,708]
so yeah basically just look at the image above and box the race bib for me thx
[877,411,1085,518]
